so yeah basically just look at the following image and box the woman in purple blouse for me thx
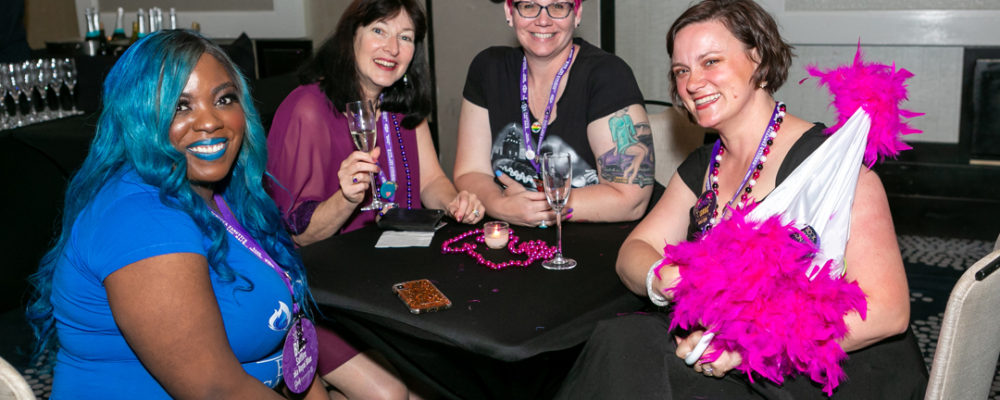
[267,0,482,246]
[266,0,483,398]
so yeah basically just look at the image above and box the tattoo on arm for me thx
[597,108,655,187]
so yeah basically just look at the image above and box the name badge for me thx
[282,315,318,393]
[692,190,717,233]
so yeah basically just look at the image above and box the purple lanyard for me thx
[376,95,397,194]
[520,44,576,173]
[705,102,781,215]
[212,194,300,314]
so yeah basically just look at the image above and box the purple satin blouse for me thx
[266,84,422,235]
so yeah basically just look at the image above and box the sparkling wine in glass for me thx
[346,100,390,211]
[541,152,576,270]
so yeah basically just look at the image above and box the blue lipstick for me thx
[186,138,228,161]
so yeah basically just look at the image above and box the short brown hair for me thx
[665,0,793,105]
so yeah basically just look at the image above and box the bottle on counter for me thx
[136,8,149,39]
[111,7,127,41]
[129,21,139,45]
[170,8,180,30]
[149,7,163,32]
[82,7,106,56]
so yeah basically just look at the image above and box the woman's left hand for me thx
[446,190,484,224]
[675,330,742,378]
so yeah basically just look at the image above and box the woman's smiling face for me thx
[353,10,416,102]
[671,20,761,130]
[168,53,245,190]
[505,1,581,61]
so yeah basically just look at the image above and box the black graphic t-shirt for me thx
[463,38,644,190]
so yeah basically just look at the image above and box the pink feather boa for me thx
[806,43,923,167]
[656,204,867,396]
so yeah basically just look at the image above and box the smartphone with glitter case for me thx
[392,279,452,314]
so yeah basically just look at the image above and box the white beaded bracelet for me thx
[646,260,670,307]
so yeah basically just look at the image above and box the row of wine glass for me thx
[1,58,82,131]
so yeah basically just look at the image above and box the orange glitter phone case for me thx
[392,279,452,314]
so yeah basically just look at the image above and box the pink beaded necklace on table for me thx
[441,228,557,270]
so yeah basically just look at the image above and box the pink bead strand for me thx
[441,228,557,270]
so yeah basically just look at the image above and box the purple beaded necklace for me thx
[520,44,576,173]
[376,108,413,209]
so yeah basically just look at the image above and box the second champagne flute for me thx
[541,152,577,270]
[346,100,389,211]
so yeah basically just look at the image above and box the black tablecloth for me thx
[301,220,647,398]
[1,114,96,313]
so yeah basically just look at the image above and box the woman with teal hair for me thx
[25,30,322,399]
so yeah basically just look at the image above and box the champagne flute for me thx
[541,153,577,270]
[16,61,36,124]
[60,58,78,114]
[47,58,64,117]
[346,100,389,211]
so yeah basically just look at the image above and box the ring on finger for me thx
[538,220,548,229]
[703,365,714,375]
[352,176,359,184]
[473,209,480,217]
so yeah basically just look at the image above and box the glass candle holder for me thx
[483,221,510,249]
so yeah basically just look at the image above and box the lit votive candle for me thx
[483,221,510,249]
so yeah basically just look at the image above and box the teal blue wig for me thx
[25,30,311,364]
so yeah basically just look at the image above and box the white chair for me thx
[0,356,34,400]
[647,104,706,186]
[924,242,1000,400]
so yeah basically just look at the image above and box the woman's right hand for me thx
[337,147,381,204]
[675,329,742,379]
[493,172,558,227]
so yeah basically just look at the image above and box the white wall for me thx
[615,0,1000,144]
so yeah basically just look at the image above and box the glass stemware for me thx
[6,63,26,125]
[33,59,51,120]
[47,58,64,117]
[345,100,391,211]
[18,60,37,123]
[540,152,577,270]
[60,58,78,113]
[0,66,11,129]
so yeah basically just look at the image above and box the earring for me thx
[506,19,511,25]
[759,82,767,89]
[402,74,410,87]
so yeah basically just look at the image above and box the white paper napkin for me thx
[375,230,436,248]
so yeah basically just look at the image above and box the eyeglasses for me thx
[512,2,575,19]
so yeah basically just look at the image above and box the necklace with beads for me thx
[441,228,557,270]
[374,94,413,209]
[702,101,785,228]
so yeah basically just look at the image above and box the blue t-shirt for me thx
[49,169,294,399]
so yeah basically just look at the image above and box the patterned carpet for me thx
[12,235,1000,399]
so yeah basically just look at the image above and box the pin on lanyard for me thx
[520,44,575,174]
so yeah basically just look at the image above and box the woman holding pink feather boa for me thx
[555,0,927,398]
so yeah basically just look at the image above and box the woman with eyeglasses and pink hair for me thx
[453,0,654,229]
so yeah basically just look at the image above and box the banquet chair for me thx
[924,244,1000,400]
[0,355,33,400]
[645,101,706,186]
